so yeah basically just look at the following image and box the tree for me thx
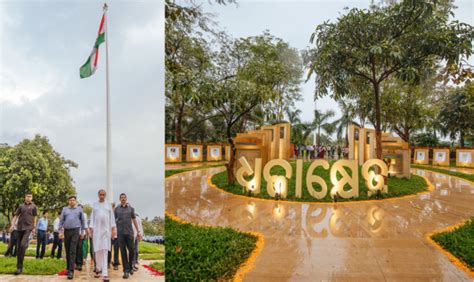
[437,84,474,147]
[165,0,238,144]
[382,76,434,142]
[304,0,473,158]
[165,1,213,143]
[142,216,164,236]
[333,100,356,147]
[261,38,303,123]
[199,33,300,184]
[411,132,439,147]
[0,135,77,222]
[312,109,335,146]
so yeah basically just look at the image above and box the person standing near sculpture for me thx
[115,193,142,278]
[35,210,49,259]
[59,195,86,280]
[9,192,37,275]
[90,189,117,282]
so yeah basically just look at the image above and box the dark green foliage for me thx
[213,161,427,202]
[149,261,164,272]
[431,218,474,270]
[411,132,440,147]
[165,215,257,281]
[142,217,165,236]
[0,135,77,222]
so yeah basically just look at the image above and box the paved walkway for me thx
[0,259,164,281]
[166,167,474,281]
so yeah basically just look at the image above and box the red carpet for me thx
[143,264,164,276]
[57,268,68,276]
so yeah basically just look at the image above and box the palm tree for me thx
[312,109,335,146]
[333,100,356,147]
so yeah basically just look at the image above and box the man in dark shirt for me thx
[114,193,141,278]
[59,195,86,280]
[10,192,37,275]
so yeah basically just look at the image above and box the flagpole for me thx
[104,3,113,203]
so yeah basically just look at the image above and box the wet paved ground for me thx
[423,165,474,175]
[165,161,226,170]
[0,259,164,281]
[166,167,474,281]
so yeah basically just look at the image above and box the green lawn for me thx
[0,257,65,275]
[431,218,474,270]
[149,261,164,272]
[138,241,164,260]
[412,165,474,182]
[140,252,164,260]
[0,242,53,258]
[212,161,428,202]
[165,215,257,281]
[139,241,164,254]
[166,164,224,178]
[0,241,163,259]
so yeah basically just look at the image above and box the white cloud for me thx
[0,3,64,105]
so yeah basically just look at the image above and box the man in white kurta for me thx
[90,190,116,281]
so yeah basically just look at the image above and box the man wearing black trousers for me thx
[50,213,62,259]
[108,203,120,270]
[35,210,49,259]
[74,204,87,271]
[10,192,37,275]
[115,193,142,279]
[59,196,86,280]
[4,220,18,257]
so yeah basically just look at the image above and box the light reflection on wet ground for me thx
[166,167,474,281]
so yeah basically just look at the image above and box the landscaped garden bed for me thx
[212,161,428,202]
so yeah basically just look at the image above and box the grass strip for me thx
[0,257,65,275]
[165,215,257,281]
[431,218,474,271]
[166,164,224,178]
[412,165,474,182]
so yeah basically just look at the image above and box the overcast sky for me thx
[202,0,473,124]
[0,0,164,218]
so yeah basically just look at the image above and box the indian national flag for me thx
[80,13,106,79]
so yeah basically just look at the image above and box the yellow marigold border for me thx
[205,170,434,206]
[165,211,265,282]
[425,220,474,277]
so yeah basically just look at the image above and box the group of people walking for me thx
[295,144,348,160]
[5,190,143,281]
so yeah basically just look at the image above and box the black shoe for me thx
[130,269,134,275]
[67,271,74,280]
[14,268,22,275]
[122,272,129,279]
[113,265,118,270]
[76,265,82,271]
